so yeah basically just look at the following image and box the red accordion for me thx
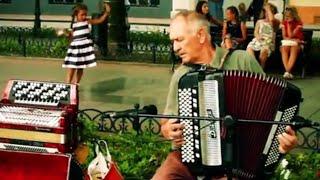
[0,79,79,153]
[178,69,301,179]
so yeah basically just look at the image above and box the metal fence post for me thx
[18,34,26,57]
[33,0,41,35]
[151,43,156,63]
[132,103,141,134]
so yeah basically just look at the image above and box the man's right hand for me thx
[161,118,185,148]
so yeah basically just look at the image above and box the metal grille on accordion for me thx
[0,79,79,153]
[178,69,302,179]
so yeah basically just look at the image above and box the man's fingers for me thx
[278,131,298,153]
[278,135,290,153]
[169,129,183,139]
[278,145,286,154]
[285,126,296,136]
[170,123,184,131]
[173,138,185,147]
[168,118,179,124]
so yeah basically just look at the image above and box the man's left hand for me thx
[278,126,298,153]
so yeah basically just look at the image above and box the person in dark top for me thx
[195,0,222,27]
[222,6,247,49]
[238,2,250,23]
[247,0,266,26]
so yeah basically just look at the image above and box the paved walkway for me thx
[0,56,319,122]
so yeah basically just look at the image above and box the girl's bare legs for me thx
[259,48,269,69]
[287,45,301,73]
[281,46,290,72]
[66,68,76,83]
[74,69,84,84]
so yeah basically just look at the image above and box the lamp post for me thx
[283,0,287,21]
[105,0,129,54]
[33,0,41,35]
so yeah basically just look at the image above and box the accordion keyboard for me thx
[178,80,222,166]
[264,105,299,166]
[11,81,70,106]
[179,88,197,163]
[0,143,58,153]
[0,105,62,128]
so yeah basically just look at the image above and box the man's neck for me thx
[196,45,216,65]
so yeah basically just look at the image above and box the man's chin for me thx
[181,57,191,64]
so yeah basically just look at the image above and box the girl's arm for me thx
[210,16,223,27]
[222,21,228,38]
[286,21,294,38]
[282,23,288,39]
[254,20,261,39]
[291,23,303,38]
[265,4,280,31]
[236,21,247,43]
[88,3,111,25]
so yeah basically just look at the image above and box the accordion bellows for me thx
[178,69,301,179]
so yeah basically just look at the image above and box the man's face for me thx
[169,17,201,64]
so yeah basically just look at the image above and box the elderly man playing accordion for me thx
[152,11,298,180]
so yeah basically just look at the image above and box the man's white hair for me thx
[172,10,211,36]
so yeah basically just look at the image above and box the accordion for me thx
[0,79,79,153]
[178,69,301,179]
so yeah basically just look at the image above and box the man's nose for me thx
[173,42,181,54]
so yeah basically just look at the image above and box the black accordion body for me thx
[178,69,302,179]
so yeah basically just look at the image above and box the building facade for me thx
[0,0,319,28]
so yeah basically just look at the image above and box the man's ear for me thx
[197,27,206,44]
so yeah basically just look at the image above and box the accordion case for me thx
[178,69,302,179]
[0,149,72,180]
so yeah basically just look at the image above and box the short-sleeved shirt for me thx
[164,46,264,115]
[282,20,304,41]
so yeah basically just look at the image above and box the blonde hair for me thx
[285,6,301,22]
[173,10,211,35]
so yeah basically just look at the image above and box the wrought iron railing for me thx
[78,108,161,135]
[78,108,320,151]
[0,26,172,63]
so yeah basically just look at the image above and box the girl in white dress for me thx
[247,3,279,69]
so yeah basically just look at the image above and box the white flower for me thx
[56,29,64,37]
[284,169,291,180]
[281,159,289,168]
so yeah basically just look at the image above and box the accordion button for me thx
[195,140,199,145]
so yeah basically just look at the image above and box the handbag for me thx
[87,140,123,180]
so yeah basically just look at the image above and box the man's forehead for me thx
[169,17,189,38]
